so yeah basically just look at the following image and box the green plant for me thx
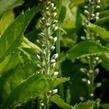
[0,0,109,109]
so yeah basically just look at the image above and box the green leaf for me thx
[0,59,38,106]
[70,0,85,8]
[0,0,24,16]
[51,77,70,89]
[0,6,40,62]
[50,94,72,109]
[0,10,15,35]
[100,104,109,109]
[67,41,108,60]
[0,53,19,75]
[72,101,97,109]
[19,37,41,60]
[3,74,50,109]
[62,0,78,29]
[88,23,109,40]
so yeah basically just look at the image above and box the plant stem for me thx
[56,22,64,98]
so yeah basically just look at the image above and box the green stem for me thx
[56,22,64,98]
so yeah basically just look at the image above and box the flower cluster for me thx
[80,0,102,100]
[36,1,59,76]
[84,0,101,24]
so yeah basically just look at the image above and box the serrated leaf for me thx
[0,6,40,62]
[0,59,38,106]
[51,77,70,89]
[72,101,97,109]
[3,74,50,109]
[70,0,85,8]
[67,41,108,60]
[50,94,72,109]
[88,23,109,40]
[0,0,24,16]
[0,53,19,75]
[0,10,15,35]
[19,37,41,60]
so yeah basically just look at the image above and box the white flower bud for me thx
[81,36,86,40]
[54,53,58,59]
[80,97,85,101]
[37,55,41,60]
[88,80,91,84]
[53,63,56,67]
[37,64,41,68]
[55,26,58,30]
[53,12,57,17]
[51,59,56,63]
[53,89,58,94]
[97,0,101,3]
[96,5,100,9]
[51,3,54,7]
[80,68,87,72]
[96,57,99,60]
[82,78,87,82]
[84,10,89,15]
[54,37,57,42]
[89,70,93,73]
[51,46,55,50]
[96,83,102,87]
[54,72,59,76]
[90,93,94,97]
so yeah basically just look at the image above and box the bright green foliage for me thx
[0,0,24,16]
[0,10,15,35]
[72,101,97,109]
[3,74,49,108]
[0,6,40,62]
[67,41,108,60]
[70,0,85,8]
[50,77,70,89]
[88,23,109,40]
[50,94,72,109]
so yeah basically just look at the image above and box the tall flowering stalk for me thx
[36,0,59,109]
[80,0,102,100]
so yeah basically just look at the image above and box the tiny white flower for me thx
[80,97,84,101]
[95,68,99,73]
[90,93,94,97]
[51,3,54,7]
[51,46,55,50]
[96,83,102,87]
[37,64,41,68]
[96,16,99,20]
[54,12,57,17]
[84,10,89,15]
[81,36,86,40]
[53,89,58,94]
[89,70,93,73]
[37,55,40,60]
[88,80,91,85]
[53,7,56,10]
[51,59,56,63]
[55,53,58,59]
[54,72,59,76]
[53,63,56,67]
[40,103,44,106]
[96,57,99,60]
[54,37,57,42]
[55,26,58,30]
[97,0,101,3]
[96,12,100,16]
[82,78,87,82]
[96,5,100,9]
[84,5,88,8]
